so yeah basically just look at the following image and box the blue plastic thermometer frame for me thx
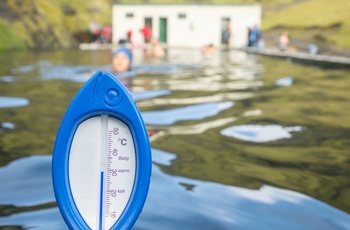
[52,71,151,229]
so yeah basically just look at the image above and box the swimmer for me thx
[150,37,165,58]
[82,47,133,81]
[111,46,134,89]
[200,44,215,54]
[144,37,164,58]
[112,47,133,73]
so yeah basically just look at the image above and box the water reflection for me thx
[36,63,199,83]
[151,148,177,166]
[1,151,349,230]
[134,63,199,75]
[167,79,263,91]
[142,101,234,125]
[137,92,252,107]
[220,125,303,143]
[139,149,350,230]
[0,97,29,108]
[1,122,15,129]
[148,117,237,141]
[131,90,171,101]
[12,65,35,73]
[0,155,65,229]
[0,76,15,82]
[0,208,65,230]
[39,65,107,82]
[0,155,54,206]
[275,77,294,86]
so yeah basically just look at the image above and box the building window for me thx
[178,13,186,19]
[126,13,134,18]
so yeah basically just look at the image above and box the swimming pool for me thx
[0,48,349,229]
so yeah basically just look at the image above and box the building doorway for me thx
[141,17,153,43]
[144,17,153,31]
[159,17,167,43]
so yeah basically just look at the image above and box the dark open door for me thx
[221,17,230,44]
[144,17,152,31]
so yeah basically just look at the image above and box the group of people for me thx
[122,26,152,45]
[91,17,292,64]
[89,20,164,75]
[97,21,292,78]
[246,25,291,52]
[111,26,165,75]
[89,19,112,44]
[120,26,165,58]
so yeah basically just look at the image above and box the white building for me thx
[112,4,261,48]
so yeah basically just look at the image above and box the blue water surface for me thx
[142,101,234,125]
[1,48,349,230]
[1,150,350,230]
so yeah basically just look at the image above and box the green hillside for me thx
[0,0,112,51]
[0,0,349,52]
[262,0,350,49]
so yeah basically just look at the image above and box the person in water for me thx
[111,47,157,138]
[149,37,165,57]
[111,46,134,92]
[112,46,133,73]
[200,43,215,55]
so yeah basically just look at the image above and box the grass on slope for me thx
[0,19,26,51]
[262,0,350,47]
[0,0,112,50]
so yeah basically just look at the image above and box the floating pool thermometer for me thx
[52,71,151,229]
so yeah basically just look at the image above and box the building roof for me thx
[113,3,260,7]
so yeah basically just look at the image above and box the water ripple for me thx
[220,125,303,143]
[0,97,29,108]
[0,155,54,206]
[142,101,234,125]
[135,149,350,230]
[1,151,350,230]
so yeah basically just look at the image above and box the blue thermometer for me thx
[52,71,151,229]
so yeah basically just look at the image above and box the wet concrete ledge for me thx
[78,43,350,69]
[240,47,350,69]
[79,43,115,50]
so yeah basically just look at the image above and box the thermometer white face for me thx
[69,115,135,229]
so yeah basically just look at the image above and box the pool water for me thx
[0,48,350,229]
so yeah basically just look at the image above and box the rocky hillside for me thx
[0,0,349,54]
[0,0,112,51]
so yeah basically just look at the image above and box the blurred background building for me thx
[112,3,261,48]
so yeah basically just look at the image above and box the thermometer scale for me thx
[52,71,151,229]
